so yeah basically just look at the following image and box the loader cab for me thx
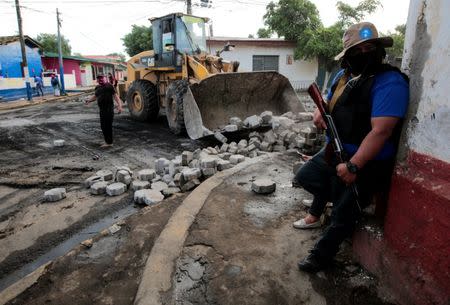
[151,13,208,70]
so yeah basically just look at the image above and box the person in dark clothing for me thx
[34,75,44,96]
[107,72,118,92]
[85,74,123,148]
[296,22,409,273]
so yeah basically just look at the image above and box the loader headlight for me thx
[176,54,183,66]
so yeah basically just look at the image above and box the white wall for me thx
[401,0,450,162]
[208,42,318,90]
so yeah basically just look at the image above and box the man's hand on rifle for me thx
[313,108,327,130]
[336,163,356,185]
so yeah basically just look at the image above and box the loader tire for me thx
[126,80,159,122]
[165,80,188,135]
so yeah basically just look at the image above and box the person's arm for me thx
[336,117,399,184]
[114,93,123,113]
[85,95,97,104]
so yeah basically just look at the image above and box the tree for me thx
[248,34,255,38]
[122,25,153,57]
[36,33,71,56]
[384,24,406,58]
[257,28,272,38]
[107,52,126,62]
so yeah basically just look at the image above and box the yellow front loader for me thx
[123,13,305,139]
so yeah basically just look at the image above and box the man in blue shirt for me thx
[294,22,409,273]
[34,75,44,97]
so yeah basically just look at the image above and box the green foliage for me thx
[248,34,255,38]
[107,52,126,62]
[336,0,382,27]
[36,33,71,56]
[122,25,153,57]
[257,28,272,38]
[383,24,406,58]
[263,0,322,40]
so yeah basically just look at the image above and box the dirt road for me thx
[0,96,201,291]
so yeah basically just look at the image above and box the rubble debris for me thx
[96,169,114,181]
[90,181,108,195]
[244,115,262,128]
[229,154,245,164]
[200,157,217,169]
[251,179,276,194]
[162,187,181,197]
[44,188,67,202]
[106,182,127,196]
[81,239,93,248]
[224,124,238,132]
[260,111,273,124]
[155,158,170,175]
[182,168,202,182]
[217,160,233,171]
[202,167,216,177]
[53,139,65,147]
[180,178,200,192]
[214,132,228,143]
[134,189,164,205]
[229,117,243,127]
[151,181,169,192]
[108,223,121,234]
[182,151,193,166]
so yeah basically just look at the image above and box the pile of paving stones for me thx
[44,110,323,205]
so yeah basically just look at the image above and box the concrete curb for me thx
[0,262,52,305]
[133,154,271,305]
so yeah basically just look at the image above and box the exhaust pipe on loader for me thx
[182,71,305,139]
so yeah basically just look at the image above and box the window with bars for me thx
[252,55,279,72]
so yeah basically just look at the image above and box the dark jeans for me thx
[36,85,44,96]
[295,147,393,262]
[99,104,114,144]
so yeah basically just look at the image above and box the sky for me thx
[0,0,410,56]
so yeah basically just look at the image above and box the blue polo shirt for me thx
[327,69,409,160]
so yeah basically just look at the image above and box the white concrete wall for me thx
[208,42,318,90]
[401,0,450,162]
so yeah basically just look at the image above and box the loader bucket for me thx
[183,71,305,140]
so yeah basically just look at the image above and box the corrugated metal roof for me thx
[0,35,43,49]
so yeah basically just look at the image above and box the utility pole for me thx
[56,8,66,95]
[186,0,192,14]
[15,0,32,101]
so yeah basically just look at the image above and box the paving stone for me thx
[224,124,238,132]
[278,130,290,141]
[217,160,233,171]
[263,130,277,144]
[214,132,228,143]
[151,181,169,192]
[281,111,295,119]
[237,139,248,149]
[182,168,202,181]
[278,117,295,130]
[229,154,245,164]
[131,180,150,191]
[152,175,162,183]
[106,182,127,196]
[120,175,132,185]
[84,175,103,188]
[249,132,262,141]
[182,151,193,166]
[134,189,164,205]
[116,166,132,176]
[192,148,202,159]
[202,167,216,177]
[44,188,66,202]
[138,169,156,181]
[173,173,182,186]
[162,174,173,184]
[90,181,108,195]
[219,152,232,160]
[207,147,219,155]
[162,187,181,197]
[188,159,200,168]
[296,112,314,122]
[251,179,276,194]
[155,158,170,174]
[172,158,182,167]
[260,111,273,124]
[300,127,317,139]
[220,143,229,153]
[116,169,131,182]
[53,139,65,147]
[96,169,114,181]
[229,117,243,127]
[200,157,217,169]
[244,115,262,128]
[273,145,286,152]
[260,141,271,152]
[180,179,197,192]
[228,146,238,154]
[237,148,248,156]
[248,150,259,158]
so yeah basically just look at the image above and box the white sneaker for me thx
[293,218,321,229]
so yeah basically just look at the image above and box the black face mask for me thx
[344,53,372,75]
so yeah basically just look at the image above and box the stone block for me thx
[152,175,162,183]
[219,152,232,160]
[229,117,243,127]
[207,147,219,155]
[273,145,286,152]
[151,181,168,192]
[200,157,217,169]
[248,150,258,158]
[229,154,245,164]
[260,111,273,124]
[281,111,295,119]
[247,144,257,152]
[249,132,262,140]
[192,148,202,159]
[263,130,277,145]
[237,139,248,149]
[96,169,114,181]
[301,127,317,140]
[214,132,228,144]
[251,179,276,194]
[138,169,156,181]
[162,174,173,184]
[228,146,238,154]
[237,148,249,156]
[220,143,229,153]
[84,175,103,188]
[217,160,233,171]
[296,112,314,122]
[173,173,182,186]
[119,174,132,185]
[134,189,164,205]
[224,124,238,132]
[188,159,200,168]
[244,115,262,128]
[162,187,181,197]
[90,181,108,195]
[131,180,150,191]
[44,188,66,202]
[181,151,193,166]
[155,158,170,174]
[116,169,131,182]
[260,141,271,152]
[106,182,127,196]
[182,168,202,181]
[180,179,198,192]
[202,167,216,177]
[53,139,65,147]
